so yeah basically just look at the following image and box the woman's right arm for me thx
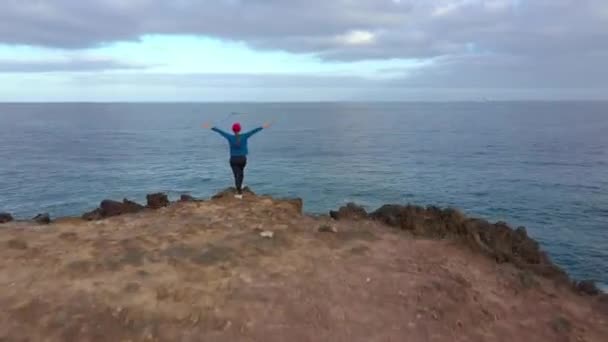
[211,127,231,139]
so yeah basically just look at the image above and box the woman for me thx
[204,121,270,198]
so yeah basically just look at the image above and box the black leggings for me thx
[229,156,247,193]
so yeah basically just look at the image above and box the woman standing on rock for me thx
[203,121,271,199]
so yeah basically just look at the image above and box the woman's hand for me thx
[202,122,211,129]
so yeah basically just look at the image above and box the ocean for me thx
[1,102,607,287]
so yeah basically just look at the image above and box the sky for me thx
[0,0,607,101]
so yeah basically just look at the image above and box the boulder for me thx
[32,213,51,224]
[179,194,196,202]
[103,199,144,216]
[82,208,103,221]
[330,203,368,220]
[146,193,170,209]
[351,203,568,283]
[282,198,303,214]
[82,199,144,220]
[0,212,13,224]
[369,204,403,227]
[575,280,601,296]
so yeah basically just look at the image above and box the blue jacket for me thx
[212,126,263,156]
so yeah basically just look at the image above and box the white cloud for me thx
[432,1,469,17]
[338,30,375,45]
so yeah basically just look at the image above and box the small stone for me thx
[190,312,200,325]
[457,320,463,328]
[124,282,141,293]
[431,312,439,320]
[407,322,416,329]
[551,316,572,334]
[366,277,371,283]
[136,270,150,277]
[318,224,338,233]
[112,307,123,318]
[7,239,27,250]
[260,231,274,238]
[156,286,170,301]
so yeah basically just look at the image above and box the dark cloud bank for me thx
[1,0,607,91]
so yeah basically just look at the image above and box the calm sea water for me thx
[1,102,607,287]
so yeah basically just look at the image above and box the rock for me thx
[260,231,274,238]
[575,280,600,296]
[156,286,170,301]
[82,208,103,221]
[318,224,338,233]
[518,270,539,289]
[146,193,169,209]
[369,204,403,227]
[124,282,141,293]
[7,239,28,250]
[365,203,569,283]
[212,187,255,200]
[179,194,196,202]
[32,213,51,224]
[550,316,572,334]
[102,199,144,216]
[330,203,368,220]
[597,294,608,315]
[82,198,144,220]
[282,198,303,214]
[0,212,13,224]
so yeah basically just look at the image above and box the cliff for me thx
[0,189,606,341]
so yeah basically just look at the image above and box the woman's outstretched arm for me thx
[203,122,232,139]
[243,122,272,138]
[211,127,232,139]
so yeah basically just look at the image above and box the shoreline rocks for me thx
[331,203,571,285]
[330,203,368,220]
[82,199,145,221]
[575,280,601,296]
[146,193,169,209]
[32,213,51,225]
[2,189,603,296]
[0,212,13,224]
[179,194,197,202]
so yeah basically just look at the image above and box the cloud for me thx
[338,30,376,46]
[0,57,146,73]
[0,0,607,89]
[0,0,409,50]
[1,1,605,59]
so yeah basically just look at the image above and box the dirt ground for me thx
[0,193,606,341]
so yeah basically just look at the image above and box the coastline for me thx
[1,188,607,341]
[1,188,605,294]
